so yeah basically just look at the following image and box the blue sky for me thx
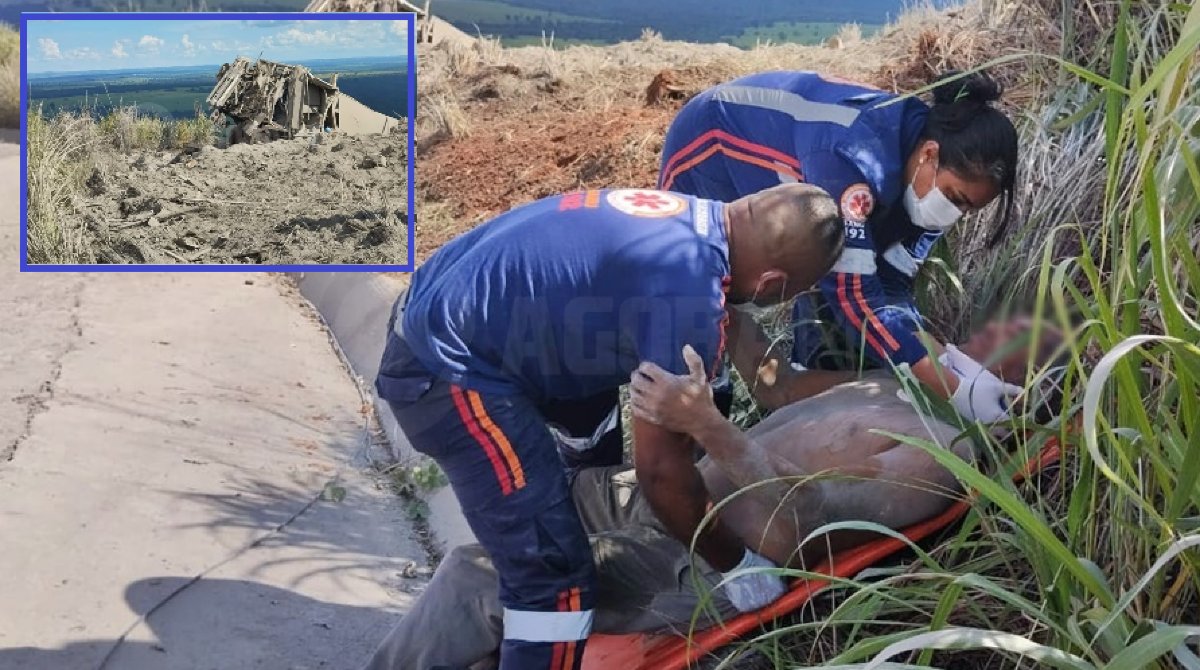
[26,18,408,73]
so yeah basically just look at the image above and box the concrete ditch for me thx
[293,271,478,551]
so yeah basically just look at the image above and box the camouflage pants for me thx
[363,466,738,670]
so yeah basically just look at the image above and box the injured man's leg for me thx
[363,466,738,670]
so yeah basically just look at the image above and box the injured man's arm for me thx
[364,317,1064,670]
[632,342,971,568]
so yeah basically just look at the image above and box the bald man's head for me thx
[725,183,844,305]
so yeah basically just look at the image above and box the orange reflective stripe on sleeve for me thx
[834,273,889,361]
[851,274,901,352]
[661,130,801,190]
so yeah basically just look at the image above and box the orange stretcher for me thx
[582,438,1063,670]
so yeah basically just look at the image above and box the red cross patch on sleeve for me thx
[840,183,874,224]
[605,189,688,218]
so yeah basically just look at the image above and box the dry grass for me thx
[409,0,1041,245]
[411,0,1050,150]
[831,22,864,47]
[0,23,19,129]
[162,115,216,150]
[25,109,97,264]
[25,105,221,264]
[94,106,216,152]
[417,93,472,142]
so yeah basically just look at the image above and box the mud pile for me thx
[78,132,409,265]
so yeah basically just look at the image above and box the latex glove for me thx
[720,548,787,613]
[940,345,1023,423]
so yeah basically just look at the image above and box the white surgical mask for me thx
[903,162,963,232]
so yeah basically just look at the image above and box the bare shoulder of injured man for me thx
[629,315,1065,569]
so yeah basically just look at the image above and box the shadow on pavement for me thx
[0,577,399,670]
[165,470,410,587]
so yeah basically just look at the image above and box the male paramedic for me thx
[372,183,844,669]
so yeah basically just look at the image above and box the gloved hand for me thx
[940,345,1024,423]
[719,548,787,613]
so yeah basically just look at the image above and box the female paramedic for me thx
[658,69,1022,422]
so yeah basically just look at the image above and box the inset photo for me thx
[21,13,415,270]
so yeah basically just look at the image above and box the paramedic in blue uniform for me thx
[370,183,843,670]
[658,69,1023,423]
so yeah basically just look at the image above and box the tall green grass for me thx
[706,1,1200,667]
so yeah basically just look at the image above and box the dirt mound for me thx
[412,29,895,253]
[77,132,408,265]
[412,3,1056,260]
[420,105,668,232]
[413,39,885,256]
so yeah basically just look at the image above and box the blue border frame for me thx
[19,12,417,272]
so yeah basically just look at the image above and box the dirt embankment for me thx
[79,132,409,265]
[412,3,1051,262]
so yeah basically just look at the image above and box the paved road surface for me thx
[0,143,425,670]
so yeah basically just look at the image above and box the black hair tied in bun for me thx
[930,69,1003,107]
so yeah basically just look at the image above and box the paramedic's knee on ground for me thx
[363,544,504,670]
[365,466,737,670]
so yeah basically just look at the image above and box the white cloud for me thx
[390,21,407,37]
[38,37,62,60]
[275,27,334,46]
[181,34,198,55]
[138,34,165,52]
[112,40,129,58]
[65,47,101,60]
[329,23,383,46]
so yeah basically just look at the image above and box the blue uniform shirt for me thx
[659,70,938,367]
[377,189,731,404]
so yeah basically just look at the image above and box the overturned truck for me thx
[207,57,340,144]
[207,56,407,145]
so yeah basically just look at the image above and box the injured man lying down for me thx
[367,316,1064,670]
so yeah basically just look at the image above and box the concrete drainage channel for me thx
[292,271,478,552]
